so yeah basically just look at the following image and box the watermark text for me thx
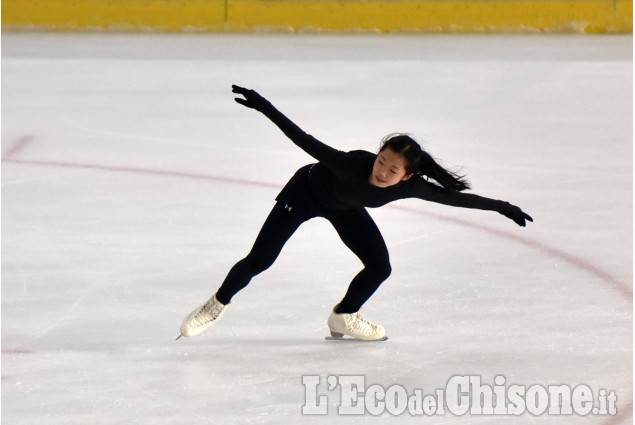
[301,375,618,417]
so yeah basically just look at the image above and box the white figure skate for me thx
[177,295,228,340]
[327,307,388,341]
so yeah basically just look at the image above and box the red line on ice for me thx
[1,348,34,355]
[4,158,281,190]
[2,135,34,161]
[391,204,633,302]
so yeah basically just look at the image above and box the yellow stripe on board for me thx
[228,0,633,33]
[2,0,632,33]
[2,0,227,31]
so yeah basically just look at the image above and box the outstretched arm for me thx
[413,180,533,227]
[232,85,346,167]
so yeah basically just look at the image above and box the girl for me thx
[177,85,532,341]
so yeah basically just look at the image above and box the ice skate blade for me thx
[325,336,388,342]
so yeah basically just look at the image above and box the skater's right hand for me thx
[232,85,270,112]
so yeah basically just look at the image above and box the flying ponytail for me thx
[379,134,471,192]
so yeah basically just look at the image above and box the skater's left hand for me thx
[499,202,533,227]
[232,85,270,112]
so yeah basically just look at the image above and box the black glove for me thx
[499,202,533,227]
[232,85,271,112]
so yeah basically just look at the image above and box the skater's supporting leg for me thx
[215,201,312,304]
[327,208,392,314]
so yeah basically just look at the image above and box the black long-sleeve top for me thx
[259,101,507,217]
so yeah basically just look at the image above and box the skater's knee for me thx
[243,253,275,275]
[372,261,392,281]
[381,263,392,280]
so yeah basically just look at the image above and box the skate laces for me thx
[192,298,224,327]
[345,312,378,335]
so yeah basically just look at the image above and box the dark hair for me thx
[379,133,470,192]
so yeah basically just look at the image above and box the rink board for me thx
[2,0,632,33]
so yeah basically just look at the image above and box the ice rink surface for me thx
[2,33,632,424]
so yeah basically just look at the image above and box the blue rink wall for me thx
[2,0,633,33]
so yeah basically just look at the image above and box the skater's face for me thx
[369,148,413,188]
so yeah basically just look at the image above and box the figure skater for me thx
[177,85,532,341]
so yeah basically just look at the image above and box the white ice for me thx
[1,33,632,424]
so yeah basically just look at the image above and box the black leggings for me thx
[215,201,392,313]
